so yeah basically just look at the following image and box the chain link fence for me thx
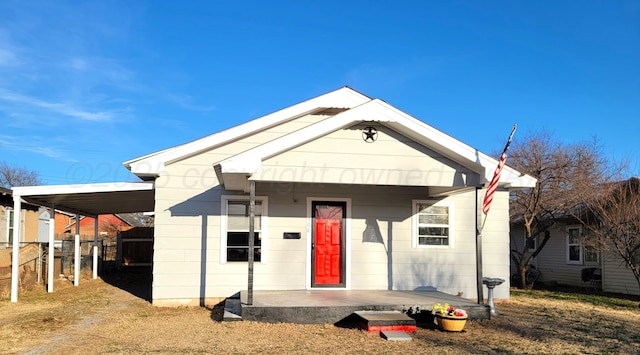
[1,227,153,296]
[0,239,105,296]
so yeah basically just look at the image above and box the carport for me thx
[9,182,155,302]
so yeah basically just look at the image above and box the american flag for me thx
[482,125,517,215]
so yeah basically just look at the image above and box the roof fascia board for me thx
[122,146,175,169]
[11,182,155,197]
[125,87,371,177]
[498,167,537,188]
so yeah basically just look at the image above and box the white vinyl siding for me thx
[602,251,640,296]
[258,123,480,187]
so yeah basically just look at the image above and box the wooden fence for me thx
[118,227,153,268]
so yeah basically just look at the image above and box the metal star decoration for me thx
[362,126,378,143]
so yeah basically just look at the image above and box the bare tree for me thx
[508,131,612,288]
[0,161,42,188]
[575,177,640,295]
[98,213,154,238]
[99,216,128,237]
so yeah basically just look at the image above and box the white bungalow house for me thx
[122,87,535,306]
[11,87,535,306]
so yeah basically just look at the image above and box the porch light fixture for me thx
[362,126,377,143]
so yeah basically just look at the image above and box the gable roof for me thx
[123,87,371,179]
[126,87,536,190]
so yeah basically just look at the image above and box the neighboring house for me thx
[0,187,40,248]
[510,195,640,297]
[1,187,43,295]
[56,213,139,237]
[510,222,601,288]
[120,87,535,306]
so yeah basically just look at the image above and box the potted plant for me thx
[432,303,468,332]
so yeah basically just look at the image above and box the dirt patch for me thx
[1,275,639,354]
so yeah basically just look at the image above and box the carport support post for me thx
[247,179,255,306]
[10,194,22,302]
[93,217,98,279]
[74,214,80,286]
[48,205,55,293]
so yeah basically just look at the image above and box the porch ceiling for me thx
[12,182,155,216]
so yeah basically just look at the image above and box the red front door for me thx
[312,202,345,287]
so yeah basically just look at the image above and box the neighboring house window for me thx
[566,226,583,264]
[629,250,640,269]
[582,229,599,264]
[412,200,454,247]
[584,246,599,264]
[7,209,14,245]
[526,235,537,251]
[220,196,268,263]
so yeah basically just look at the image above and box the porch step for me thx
[353,310,416,333]
[380,330,413,341]
[223,297,242,321]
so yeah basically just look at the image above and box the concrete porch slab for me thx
[239,289,489,324]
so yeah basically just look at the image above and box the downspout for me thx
[476,187,484,304]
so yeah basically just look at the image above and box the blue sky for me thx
[1,1,638,185]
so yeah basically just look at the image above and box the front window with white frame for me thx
[566,226,583,264]
[220,196,268,263]
[412,200,454,247]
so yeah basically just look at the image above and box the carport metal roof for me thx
[11,181,155,216]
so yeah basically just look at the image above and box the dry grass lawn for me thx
[1,274,639,354]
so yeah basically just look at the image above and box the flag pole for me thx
[480,124,517,232]
[476,124,517,305]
